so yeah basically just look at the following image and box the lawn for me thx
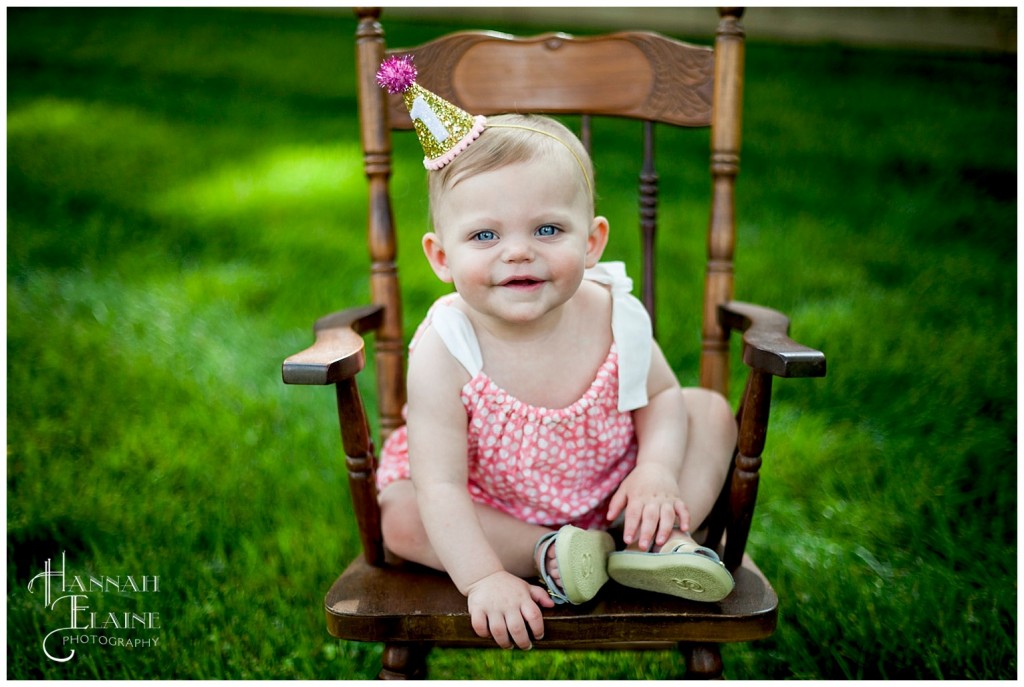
[6,7,1016,680]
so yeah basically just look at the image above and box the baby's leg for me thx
[381,482,610,605]
[679,387,737,524]
[607,389,737,601]
[664,387,736,550]
[379,479,552,577]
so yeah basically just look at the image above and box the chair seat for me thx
[325,553,777,649]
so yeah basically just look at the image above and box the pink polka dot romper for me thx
[376,262,653,530]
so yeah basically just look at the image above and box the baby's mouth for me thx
[500,276,544,289]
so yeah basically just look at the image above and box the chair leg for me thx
[680,643,724,679]
[378,642,429,680]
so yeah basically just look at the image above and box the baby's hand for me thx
[607,463,690,551]
[465,570,554,650]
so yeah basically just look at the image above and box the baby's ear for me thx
[422,232,453,283]
[585,216,610,268]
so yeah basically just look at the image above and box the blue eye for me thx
[472,230,497,242]
[536,225,560,237]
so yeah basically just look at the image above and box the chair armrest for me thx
[718,301,826,378]
[282,305,385,385]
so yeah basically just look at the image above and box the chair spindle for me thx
[640,120,658,331]
[701,7,745,397]
[356,7,407,441]
[726,369,771,571]
[336,377,386,566]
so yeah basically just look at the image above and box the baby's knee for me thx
[682,387,737,442]
[705,388,735,427]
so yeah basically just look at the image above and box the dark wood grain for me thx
[325,553,776,647]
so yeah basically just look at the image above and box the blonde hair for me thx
[428,114,595,226]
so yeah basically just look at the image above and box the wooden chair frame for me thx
[283,7,825,679]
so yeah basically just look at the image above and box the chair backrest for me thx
[354,8,745,445]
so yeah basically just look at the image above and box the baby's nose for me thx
[502,236,534,262]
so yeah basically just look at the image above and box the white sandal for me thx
[534,525,615,605]
[607,540,735,602]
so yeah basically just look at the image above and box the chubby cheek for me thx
[447,253,492,291]
[548,247,589,284]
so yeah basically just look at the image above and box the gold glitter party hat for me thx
[376,55,487,170]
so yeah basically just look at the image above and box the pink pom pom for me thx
[376,55,417,94]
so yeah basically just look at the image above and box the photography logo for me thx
[27,552,161,663]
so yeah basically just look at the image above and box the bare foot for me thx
[537,539,563,590]
[658,530,696,553]
[622,529,696,554]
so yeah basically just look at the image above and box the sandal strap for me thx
[668,542,725,566]
[534,530,570,605]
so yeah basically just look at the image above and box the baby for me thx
[374,56,738,652]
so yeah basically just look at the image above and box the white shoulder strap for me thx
[429,302,484,377]
[584,262,653,411]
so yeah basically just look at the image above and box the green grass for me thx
[7,7,1016,680]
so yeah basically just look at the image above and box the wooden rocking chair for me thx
[283,7,826,679]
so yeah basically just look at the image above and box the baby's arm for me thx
[406,328,551,649]
[607,341,690,550]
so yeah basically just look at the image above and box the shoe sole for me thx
[607,550,735,602]
[555,526,615,604]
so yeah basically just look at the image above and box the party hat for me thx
[376,55,487,170]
